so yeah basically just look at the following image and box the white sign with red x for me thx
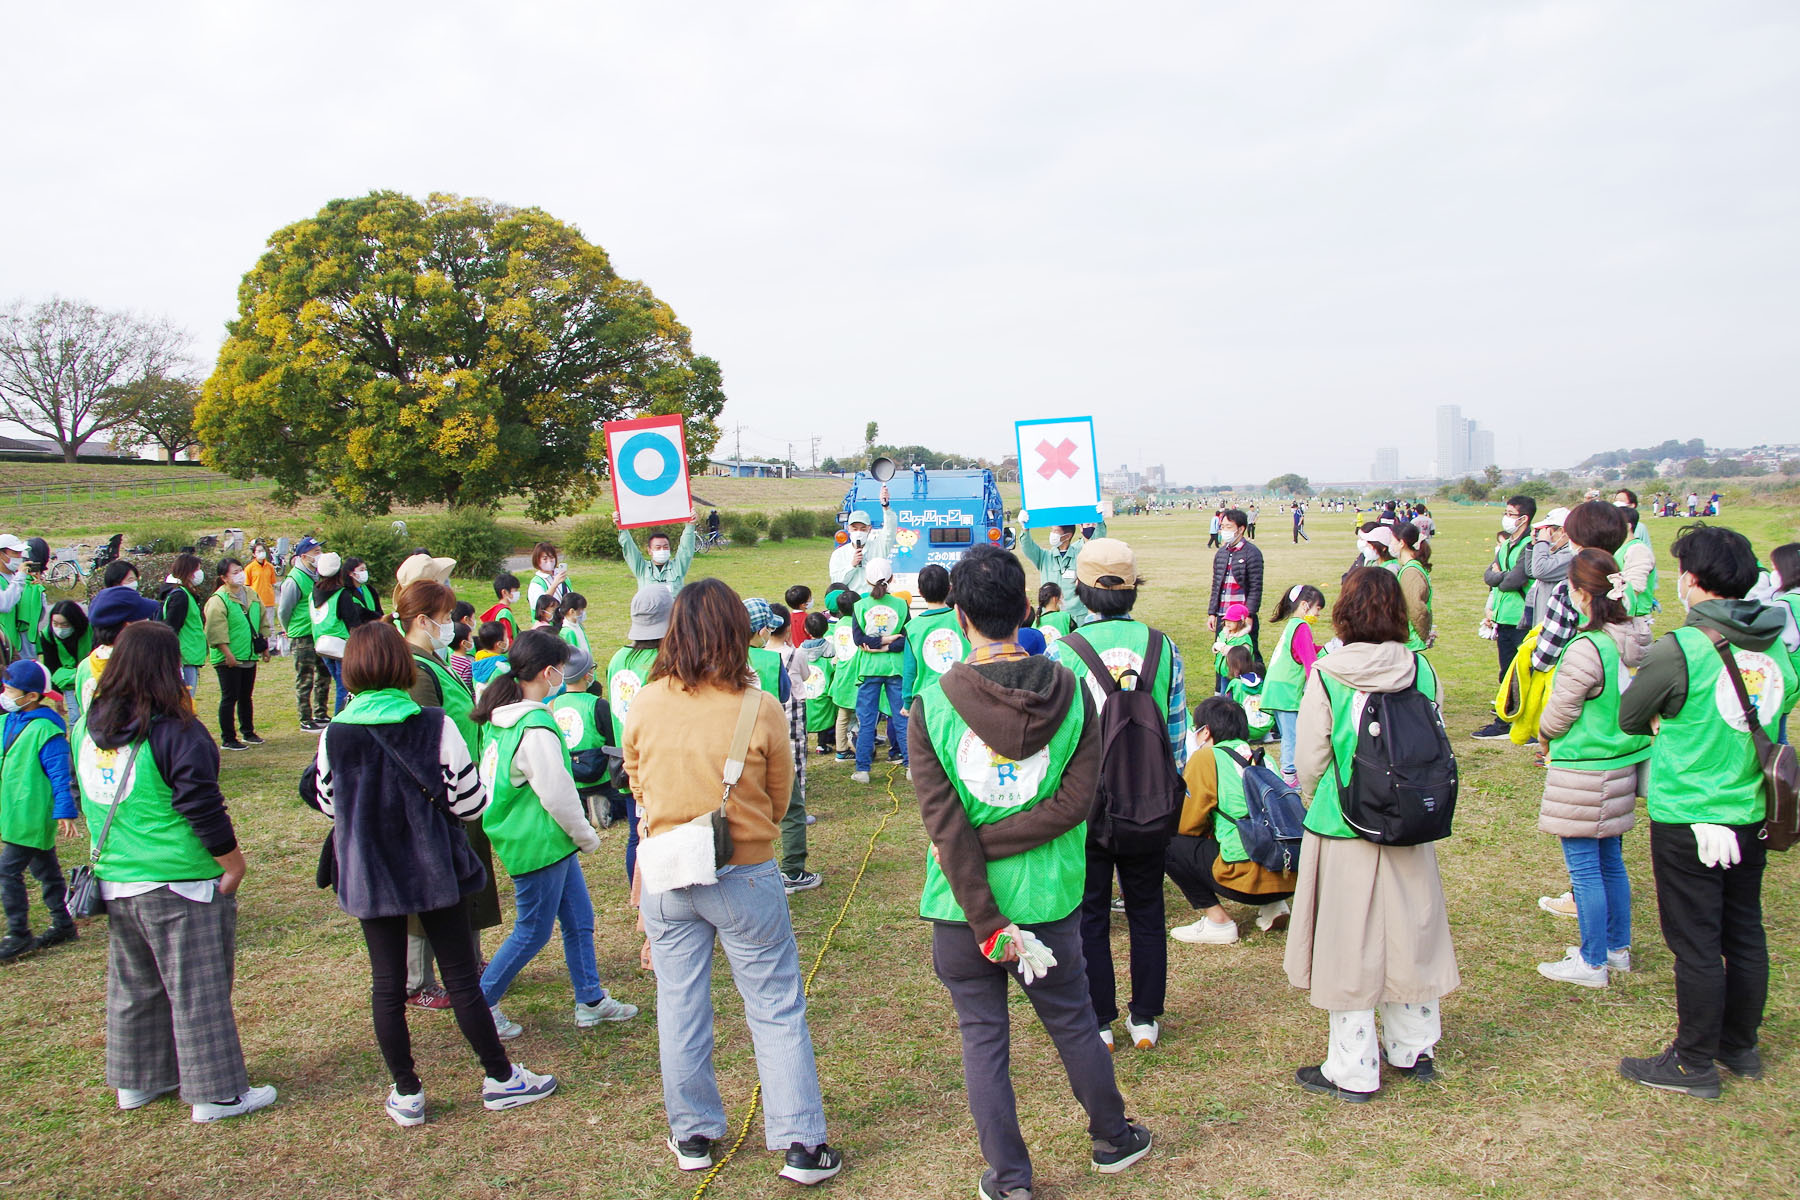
[1014,416,1101,528]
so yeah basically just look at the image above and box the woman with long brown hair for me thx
[623,578,840,1184]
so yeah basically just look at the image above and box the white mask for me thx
[1501,516,1520,535]
[0,695,20,713]
[850,530,868,547]
[228,571,247,587]
[542,560,557,573]
[650,548,671,565]
[572,612,586,625]
[253,548,267,560]
[191,570,205,585]
[430,619,454,650]
[352,569,369,585]
[51,622,73,639]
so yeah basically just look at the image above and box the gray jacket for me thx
[1526,540,1575,623]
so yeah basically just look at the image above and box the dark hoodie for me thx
[908,655,1099,940]
[1619,599,1789,735]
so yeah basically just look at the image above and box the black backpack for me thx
[1219,746,1306,874]
[1062,627,1186,854]
[1326,657,1458,845]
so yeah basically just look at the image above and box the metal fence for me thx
[3,474,264,508]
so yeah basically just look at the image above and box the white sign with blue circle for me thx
[605,415,693,529]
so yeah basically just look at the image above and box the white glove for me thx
[1012,928,1059,987]
[1692,823,1742,869]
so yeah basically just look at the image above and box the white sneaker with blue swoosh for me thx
[482,1064,558,1110]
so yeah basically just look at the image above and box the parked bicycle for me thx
[696,529,732,553]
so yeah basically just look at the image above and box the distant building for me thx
[1435,405,1497,477]
[1143,464,1166,490]
[1371,447,1400,481]
[704,458,784,478]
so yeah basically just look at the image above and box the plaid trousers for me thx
[105,888,250,1104]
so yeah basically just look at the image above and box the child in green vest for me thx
[549,648,620,829]
[471,622,512,700]
[556,592,591,659]
[1264,585,1326,787]
[768,602,825,893]
[802,610,838,755]
[1222,646,1274,741]
[1036,583,1073,645]
[0,661,79,960]
[42,600,92,708]
[1211,603,1254,697]
[902,564,969,709]
[850,561,908,781]
[827,589,861,762]
[473,631,638,1039]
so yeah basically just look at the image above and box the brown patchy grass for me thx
[0,504,1796,1200]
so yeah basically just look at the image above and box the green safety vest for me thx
[1,715,64,850]
[1037,610,1073,646]
[414,651,479,756]
[1547,632,1653,772]
[48,626,92,694]
[1490,538,1528,627]
[164,589,207,667]
[1210,740,1253,864]
[1213,630,1251,681]
[76,727,221,883]
[827,616,860,708]
[284,568,316,638]
[605,646,660,747]
[1050,619,1173,722]
[1646,627,1796,825]
[854,595,909,679]
[1263,618,1311,712]
[478,707,577,876]
[748,645,782,700]
[904,607,968,702]
[1397,560,1432,652]
[551,692,608,755]
[1225,675,1273,738]
[558,621,591,658]
[917,684,1086,924]
[1309,655,1441,839]
[308,588,349,644]
[803,652,836,732]
[1626,530,1659,617]
[5,579,44,650]
[73,649,109,715]
[207,591,263,665]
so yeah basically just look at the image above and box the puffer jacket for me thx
[1536,620,1651,839]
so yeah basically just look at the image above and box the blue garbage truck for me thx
[836,462,1014,607]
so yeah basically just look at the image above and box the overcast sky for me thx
[5,1,1796,484]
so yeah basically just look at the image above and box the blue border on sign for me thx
[1014,416,1101,528]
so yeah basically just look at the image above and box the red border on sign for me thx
[603,414,694,530]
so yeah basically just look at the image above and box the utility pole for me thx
[733,424,743,463]
[786,441,793,479]
[810,436,821,470]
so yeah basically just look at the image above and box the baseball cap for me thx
[1533,507,1570,529]
[88,585,162,628]
[1075,538,1136,589]
[743,597,777,634]
[0,535,26,553]
[627,584,673,641]
[396,552,457,588]
[1223,602,1251,622]
[863,558,893,585]
[294,536,323,555]
[847,510,873,528]
[4,660,52,694]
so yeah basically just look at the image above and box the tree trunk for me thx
[62,443,78,464]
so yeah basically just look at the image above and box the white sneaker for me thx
[482,1063,558,1110]
[1125,1015,1161,1050]
[1255,900,1292,932]
[1606,947,1632,973]
[1099,1028,1115,1052]
[1537,892,1578,918]
[117,1084,178,1110]
[490,1007,523,1040]
[1171,917,1239,944]
[191,1084,278,1123]
[385,1086,425,1127]
[1537,947,1608,988]
[575,996,639,1027]
[850,770,870,783]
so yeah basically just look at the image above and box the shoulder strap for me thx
[1140,624,1165,687]
[1218,745,1251,771]
[721,688,762,800]
[1061,632,1119,696]
[1704,630,1776,755]
[361,716,453,815]
[87,741,144,865]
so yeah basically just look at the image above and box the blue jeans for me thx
[1561,835,1631,969]
[641,860,827,1151]
[855,675,906,771]
[180,664,199,697]
[322,657,347,713]
[481,853,604,1007]
[624,794,640,887]
[1273,710,1299,778]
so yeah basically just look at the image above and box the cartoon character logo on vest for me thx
[832,622,856,659]
[1063,644,1145,709]
[954,732,1050,812]
[553,706,585,749]
[799,663,829,700]
[922,627,964,674]
[77,744,127,807]
[865,606,901,637]
[478,739,502,792]
[1714,649,1785,733]
[610,670,644,719]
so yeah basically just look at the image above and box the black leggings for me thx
[214,664,257,742]
[360,903,510,1093]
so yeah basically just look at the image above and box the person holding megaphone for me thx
[829,480,894,593]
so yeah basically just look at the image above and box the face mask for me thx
[1501,516,1520,535]
[0,695,20,713]
[253,549,267,560]
[0,557,18,575]
[542,560,557,573]
[228,571,247,587]
[352,569,369,585]
[849,531,868,547]
[507,592,520,605]
[1052,533,1071,552]
[191,570,205,585]
[429,619,454,650]
[51,622,73,639]
[650,548,671,565]
[544,667,565,698]
[571,612,586,625]
[1678,573,1692,613]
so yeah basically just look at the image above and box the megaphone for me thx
[869,456,897,482]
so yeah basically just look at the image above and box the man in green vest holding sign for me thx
[908,545,1152,1199]
[1617,523,1797,1100]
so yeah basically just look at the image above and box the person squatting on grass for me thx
[303,622,560,1123]
[908,545,1152,1198]
[623,578,841,1186]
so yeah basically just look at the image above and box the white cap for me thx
[316,551,343,576]
[0,535,25,553]
[864,557,893,584]
[847,510,874,528]
[1533,507,1570,529]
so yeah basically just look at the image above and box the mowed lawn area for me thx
[1,502,1797,1200]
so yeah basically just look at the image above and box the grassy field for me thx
[2,502,1798,1200]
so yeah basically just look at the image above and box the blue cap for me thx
[88,585,162,629]
[742,597,776,635]
[4,660,52,694]
[294,536,323,555]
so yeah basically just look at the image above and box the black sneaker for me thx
[1090,1121,1152,1173]
[299,719,326,731]
[778,1142,843,1186]
[666,1134,714,1171]
[1295,1065,1378,1103]
[33,924,78,951]
[1390,1054,1435,1082]
[221,740,248,751]
[0,933,36,962]
[241,733,265,746]
[1470,720,1512,741]
[1619,1046,1721,1099]
[977,1168,1032,1200]
[1717,1047,1763,1079]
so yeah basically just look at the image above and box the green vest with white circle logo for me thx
[1646,626,1795,825]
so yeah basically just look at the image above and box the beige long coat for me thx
[1283,640,1461,1011]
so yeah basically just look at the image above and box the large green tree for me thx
[108,373,201,461]
[197,192,725,519]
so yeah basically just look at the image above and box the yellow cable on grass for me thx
[689,763,905,1199]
